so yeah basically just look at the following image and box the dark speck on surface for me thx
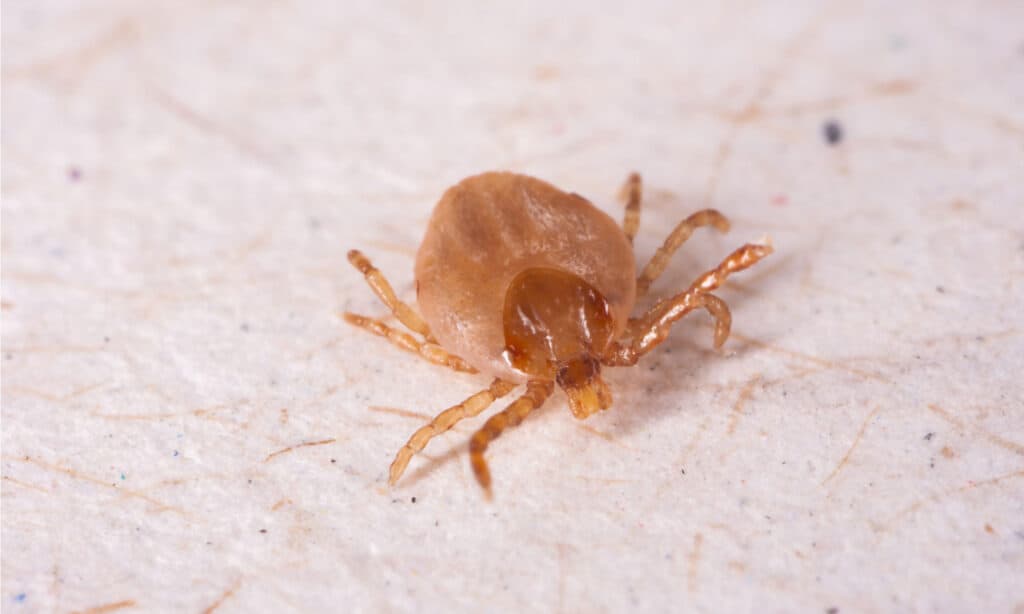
[67,166,82,181]
[924,432,935,441]
[240,323,250,332]
[680,468,686,475]
[823,120,843,145]
[826,608,839,614]
[259,529,267,534]
[935,286,945,293]
[411,496,417,503]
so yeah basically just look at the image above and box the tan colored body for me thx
[344,170,773,495]
[415,172,636,381]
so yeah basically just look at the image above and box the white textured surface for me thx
[3,2,1023,613]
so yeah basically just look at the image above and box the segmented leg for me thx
[343,313,477,374]
[605,241,772,366]
[635,210,731,298]
[347,249,434,341]
[626,292,733,349]
[388,378,518,485]
[619,172,642,244]
[469,380,555,496]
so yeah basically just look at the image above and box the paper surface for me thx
[3,1,1022,612]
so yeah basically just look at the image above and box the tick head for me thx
[502,267,615,419]
[554,353,613,419]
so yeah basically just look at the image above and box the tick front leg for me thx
[619,172,642,245]
[636,210,731,297]
[469,380,555,497]
[388,378,518,485]
[343,313,477,374]
[609,293,732,366]
[347,249,434,341]
[606,241,772,366]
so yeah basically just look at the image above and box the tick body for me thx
[345,171,772,495]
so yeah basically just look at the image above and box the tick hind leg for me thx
[469,380,555,497]
[636,210,731,298]
[345,249,477,373]
[389,378,518,485]
[342,313,477,373]
[605,241,772,366]
[347,249,433,340]
[619,172,642,244]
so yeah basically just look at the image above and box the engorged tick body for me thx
[345,171,772,495]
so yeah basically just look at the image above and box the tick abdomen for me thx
[415,172,637,381]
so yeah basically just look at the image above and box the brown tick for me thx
[345,171,772,495]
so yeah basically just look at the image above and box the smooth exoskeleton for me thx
[345,171,773,496]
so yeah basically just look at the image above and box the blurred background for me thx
[3,1,1022,612]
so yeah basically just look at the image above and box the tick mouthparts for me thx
[562,379,613,419]
[556,356,612,419]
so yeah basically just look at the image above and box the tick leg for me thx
[605,241,772,366]
[469,380,555,497]
[626,292,732,349]
[635,210,731,298]
[347,249,434,341]
[343,312,477,374]
[388,378,518,485]
[619,172,642,244]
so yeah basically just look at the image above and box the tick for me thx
[345,171,772,495]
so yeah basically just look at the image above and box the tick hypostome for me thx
[345,171,773,495]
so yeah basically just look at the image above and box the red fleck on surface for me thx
[770,194,788,206]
